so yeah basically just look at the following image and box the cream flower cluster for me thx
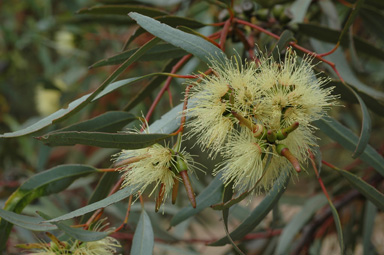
[113,143,197,208]
[26,236,121,255]
[186,48,336,193]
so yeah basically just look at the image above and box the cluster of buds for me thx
[20,231,120,255]
[186,48,336,193]
[113,142,199,211]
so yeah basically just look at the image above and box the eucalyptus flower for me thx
[114,143,177,202]
[23,233,120,255]
[188,48,336,193]
[185,55,261,157]
[113,141,199,210]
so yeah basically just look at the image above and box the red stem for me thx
[309,152,331,201]
[235,18,345,83]
[145,54,192,123]
[220,19,231,50]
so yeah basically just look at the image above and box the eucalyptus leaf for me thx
[123,16,206,49]
[52,111,137,133]
[37,131,171,149]
[45,185,138,223]
[334,168,384,211]
[37,211,108,242]
[275,194,328,254]
[55,221,109,242]
[0,165,98,250]
[328,199,345,253]
[210,170,290,246]
[91,44,187,68]
[77,5,168,16]
[0,209,57,231]
[170,174,224,227]
[298,23,384,61]
[0,38,161,138]
[128,12,226,65]
[363,201,377,255]
[131,210,154,255]
[314,117,384,177]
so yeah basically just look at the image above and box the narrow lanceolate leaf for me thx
[46,185,138,223]
[314,117,384,177]
[128,12,226,65]
[37,131,171,149]
[77,5,168,16]
[337,0,364,44]
[298,23,384,61]
[123,58,180,112]
[131,210,154,255]
[345,84,372,159]
[334,168,384,211]
[0,37,161,138]
[363,201,377,255]
[37,211,108,242]
[328,200,345,253]
[221,184,245,255]
[210,170,290,246]
[275,195,328,255]
[271,30,296,60]
[0,165,98,251]
[0,210,57,231]
[52,111,137,133]
[91,44,187,68]
[170,175,224,227]
[123,16,206,50]
[81,172,120,224]
[55,222,108,242]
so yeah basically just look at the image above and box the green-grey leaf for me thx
[363,201,377,255]
[328,199,345,253]
[0,210,57,231]
[298,23,384,61]
[52,111,137,133]
[46,185,138,223]
[81,172,120,224]
[0,165,98,250]
[123,16,206,50]
[334,168,384,211]
[38,211,108,242]
[123,59,180,112]
[55,221,108,242]
[0,37,161,138]
[91,44,187,68]
[37,131,171,149]
[131,210,154,255]
[170,174,224,227]
[210,170,290,246]
[271,30,296,60]
[275,194,328,254]
[77,5,168,16]
[221,183,245,254]
[128,12,226,65]
[337,0,364,44]
[314,117,384,177]
[310,39,384,108]
[348,86,372,159]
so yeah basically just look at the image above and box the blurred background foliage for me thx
[0,0,383,254]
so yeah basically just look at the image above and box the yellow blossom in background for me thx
[35,85,61,116]
[55,30,76,56]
